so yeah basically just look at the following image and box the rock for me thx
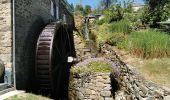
[102,74,110,79]
[164,96,170,100]
[96,82,104,87]
[139,90,146,97]
[146,96,155,100]
[104,78,111,84]
[121,82,126,87]
[104,85,112,91]
[98,97,104,100]
[133,84,139,92]
[100,91,111,97]
[91,90,96,95]
[139,84,148,95]
[85,89,91,95]
[77,92,84,99]
[97,76,103,80]
[140,98,148,100]
[105,97,113,100]
[126,95,133,100]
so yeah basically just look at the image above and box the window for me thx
[63,14,66,23]
[56,6,59,19]
[50,0,54,17]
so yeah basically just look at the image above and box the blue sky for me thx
[67,0,144,8]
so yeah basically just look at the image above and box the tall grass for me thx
[109,19,131,34]
[118,29,170,58]
[93,20,130,48]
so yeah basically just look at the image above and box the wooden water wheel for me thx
[35,21,74,99]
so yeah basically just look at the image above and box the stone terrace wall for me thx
[69,73,114,100]
[15,0,55,90]
[101,44,170,100]
[0,0,12,68]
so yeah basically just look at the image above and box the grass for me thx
[118,29,170,58]
[6,93,51,100]
[94,20,170,59]
[140,58,170,88]
[113,47,170,88]
[109,20,131,34]
[93,23,126,46]
[71,61,113,74]
[92,20,130,49]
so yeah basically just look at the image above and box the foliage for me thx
[74,4,84,15]
[95,17,109,25]
[109,19,131,34]
[74,4,92,16]
[93,20,130,48]
[118,29,170,58]
[101,0,135,23]
[70,3,74,12]
[103,4,124,22]
[99,0,117,9]
[71,61,113,74]
[142,0,170,27]
[84,5,92,15]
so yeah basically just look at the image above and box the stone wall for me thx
[69,73,114,100]
[14,0,74,90]
[0,0,12,68]
[70,34,170,100]
[14,0,57,90]
[101,44,170,100]
[0,0,74,91]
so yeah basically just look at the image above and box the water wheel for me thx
[35,21,74,99]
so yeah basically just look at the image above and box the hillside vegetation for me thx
[89,0,170,88]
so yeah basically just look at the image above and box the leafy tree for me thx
[70,3,74,12]
[84,5,92,15]
[143,0,170,27]
[102,0,134,22]
[75,4,83,11]
[100,0,117,9]
[123,0,133,13]
[75,4,84,15]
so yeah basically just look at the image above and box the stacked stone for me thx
[0,0,12,68]
[73,34,92,60]
[101,44,170,100]
[69,73,113,100]
[73,34,170,100]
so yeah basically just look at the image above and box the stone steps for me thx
[0,83,8,91]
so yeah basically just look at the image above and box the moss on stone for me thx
[71,61,113,75]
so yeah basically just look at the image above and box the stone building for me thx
[0,0,74,92]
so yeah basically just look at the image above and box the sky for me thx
[67,0,144,8]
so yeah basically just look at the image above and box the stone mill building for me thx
[0,0,74,94]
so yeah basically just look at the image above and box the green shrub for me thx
[105,32,125,46]
[118,29,170,58]
[95,17,109,25]
[92,22,127,49]
[109,20,131,34]
[96,19,104,25]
